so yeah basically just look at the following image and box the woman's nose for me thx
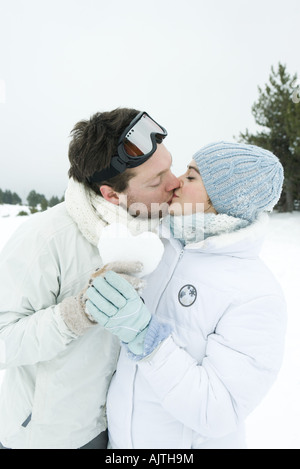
[178,178,184,188]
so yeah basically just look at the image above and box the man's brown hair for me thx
[68,107,140,194]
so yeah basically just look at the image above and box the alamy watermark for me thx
[98,198,207,242]
[0,80,6,104]
[291,79,300,104]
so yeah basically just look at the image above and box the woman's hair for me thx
[68,107,140,195]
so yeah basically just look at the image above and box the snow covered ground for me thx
[0,205,299,449]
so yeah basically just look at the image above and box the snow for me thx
[98,223,165,277]
[245,212,300,449]
[0,205,299,449]
[0,206,31,250]
[0,204,31,218]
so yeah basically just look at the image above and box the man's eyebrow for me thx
[187,165,200,174]
[145,153,173,183]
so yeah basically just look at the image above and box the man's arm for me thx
[0,228,78,368]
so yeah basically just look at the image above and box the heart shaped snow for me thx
[98,223,164,277]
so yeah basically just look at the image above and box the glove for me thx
[60,261,144,337]
[90,261,145,294]
[125,315,172,360]
[86,271,151,354]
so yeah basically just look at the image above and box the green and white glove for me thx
[60,261,145,337]
[86,271,151,354]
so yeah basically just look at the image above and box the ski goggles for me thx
[88,112,168,183]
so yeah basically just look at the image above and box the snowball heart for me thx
[98,223,164,277]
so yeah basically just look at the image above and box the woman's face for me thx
[168,160,216,216]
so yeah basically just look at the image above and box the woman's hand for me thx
[86,271,151,353]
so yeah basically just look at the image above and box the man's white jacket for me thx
[107,214,287,449]
[0,203,120,449]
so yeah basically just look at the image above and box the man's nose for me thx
[166,173,181,191]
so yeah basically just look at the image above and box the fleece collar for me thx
[186,212,270,258]
[64,178,159,246]
[161,212,270,259]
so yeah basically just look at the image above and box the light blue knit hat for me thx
[193,141,284,222]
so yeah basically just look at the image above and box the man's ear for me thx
[99,185,120,205]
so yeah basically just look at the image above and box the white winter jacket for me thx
[107,214,287,449]
[0,203,120,449]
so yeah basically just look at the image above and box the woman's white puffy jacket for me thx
[0,203,120,449]
[107,214,287,449]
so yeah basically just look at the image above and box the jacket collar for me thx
[185,213,270,258]
[160,213,270,259]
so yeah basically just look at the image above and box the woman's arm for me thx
[137,295,287,439]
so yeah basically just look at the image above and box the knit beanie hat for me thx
[193,141,284,222]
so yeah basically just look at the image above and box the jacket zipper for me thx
[130,366,138,449]
[154,247,185,313]
[129,246,185,446]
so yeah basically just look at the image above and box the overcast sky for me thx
[0,0,299,202]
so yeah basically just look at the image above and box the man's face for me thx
[120,143,180,218]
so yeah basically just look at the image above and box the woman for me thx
[87,141,287,449]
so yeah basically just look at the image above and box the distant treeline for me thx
[0,188,64,214]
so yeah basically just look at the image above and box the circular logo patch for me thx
[178,285,197,307]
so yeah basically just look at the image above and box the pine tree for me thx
[0,188,22,205]
[48,196,60,207]
[27,190,47,210]
[40,196,48,212]
[27,190,40,208]
[239,63,300,212]
[12,192,22,205]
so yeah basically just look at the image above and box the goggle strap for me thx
[87,164,120,184]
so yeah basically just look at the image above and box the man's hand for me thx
[91,261,145,294]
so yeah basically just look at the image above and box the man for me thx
[0,108,179,449]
